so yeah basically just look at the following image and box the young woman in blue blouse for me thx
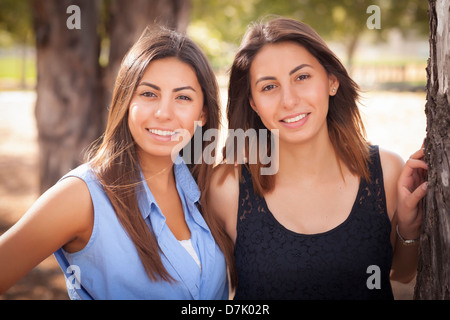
[0,27,229,299]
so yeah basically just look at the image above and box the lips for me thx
[281,112,310,124]
[146,128,175,136]
[281,113,309,123]
[145,127,178,142]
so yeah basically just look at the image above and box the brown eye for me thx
[176,95,192,101]
[262,84,276,92]
[296,74,310,81]
[140,91,156,98]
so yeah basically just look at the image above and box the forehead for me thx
[250,41,322,76]
[141,57,201,87]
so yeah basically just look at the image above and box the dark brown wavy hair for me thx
[86,26,233,282]
[225,17,371,196]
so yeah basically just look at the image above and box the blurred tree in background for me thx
[30,0,189,193]
[189,0,428,70]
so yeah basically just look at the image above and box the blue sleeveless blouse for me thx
[54,158,228,300]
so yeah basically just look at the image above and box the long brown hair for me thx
[225,17,371,196]
[86,26,230,282]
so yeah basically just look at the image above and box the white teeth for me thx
[283,113,307,123]
[147,129,175,136]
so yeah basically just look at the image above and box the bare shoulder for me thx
[207,164,240,242]
[41,175,91,204]
[379,147,405,181]
[23,176,94,250]
[0,176,93,292]
[51,176,94,224]
[378,147,404,219]
[52,176,95,250]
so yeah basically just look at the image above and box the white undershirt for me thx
[179,239,201,272]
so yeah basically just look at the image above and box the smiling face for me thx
[249,41,339,146]
[128,57,206,161]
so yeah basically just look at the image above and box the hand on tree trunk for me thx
[397,146,428,240]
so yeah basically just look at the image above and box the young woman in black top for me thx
[207,17,427,299]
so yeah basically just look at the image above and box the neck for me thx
[276,132,342,184]
[138,151,175,191]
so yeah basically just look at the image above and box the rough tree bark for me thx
[414,0,450,299]
[31,0,190,193]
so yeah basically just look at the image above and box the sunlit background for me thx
[0,0,428,299]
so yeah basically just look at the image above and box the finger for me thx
[399,158,428,180]
[401,181,428,210]
[409,148,425,160]
[405,158,428,171]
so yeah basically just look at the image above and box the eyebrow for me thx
[255,64,313,85]
[289,64,313,75]
[255,76,276,85]
[173,86,196,93]
[138,82,196,93]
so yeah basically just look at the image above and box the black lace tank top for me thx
[234,146,394,300]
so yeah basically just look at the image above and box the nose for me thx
[282,84,300,109]
[154,97,173,121]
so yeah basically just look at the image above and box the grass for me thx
[0,56,36,89]
[0,55,426,91]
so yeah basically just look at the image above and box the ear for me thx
[328,74,340,96]
[249,95,258,114]
[198,107,207,127]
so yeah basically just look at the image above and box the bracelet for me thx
[396,225,420,246]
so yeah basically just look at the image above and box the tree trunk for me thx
[31,0,190,193]
[31,0,103,193]
[414,0,450,299]
[102,0,190,124]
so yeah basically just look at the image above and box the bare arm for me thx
[206,164,240,243]
[0,177,93,294]
[380,147,427,283]
[391,147,427,283]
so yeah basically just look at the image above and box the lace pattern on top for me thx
[234,146,394,300]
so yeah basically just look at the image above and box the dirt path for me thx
[0,91,67,300]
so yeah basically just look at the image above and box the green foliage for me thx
[0,0,33,46]
[0,0,430,75]
[190,0,429,69]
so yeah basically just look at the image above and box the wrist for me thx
[396,218,421,238]
[396,225,420,246]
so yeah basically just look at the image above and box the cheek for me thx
[246,97,275,130]
[252,106,276,130]
[251,94,275,115]
[178,105,204,132]
[128,103,147,135]
[304,82,330,111]
[318,90,331,115]
[128,105,138,128]
[129,102,151,121]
